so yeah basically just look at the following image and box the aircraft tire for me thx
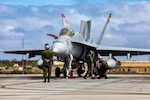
[63,70,67,78]
[105,75,107,79]
[55,67,60,77]
[77,68,84,77]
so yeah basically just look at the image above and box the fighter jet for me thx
[4,13,150,77]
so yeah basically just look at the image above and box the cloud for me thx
[0,0,78,6]
[0,25,24,38]
[104,33,128,46]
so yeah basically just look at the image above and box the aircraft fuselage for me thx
[51,27,87,60]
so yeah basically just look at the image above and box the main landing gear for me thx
[54,61,85,78]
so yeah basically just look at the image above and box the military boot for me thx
[43,78,46,83]
[48,78,50,82]
[83,75,87,79]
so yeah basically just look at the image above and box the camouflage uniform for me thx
[42,49,53,82]
[97,58,108,79]
[83,51,94,79]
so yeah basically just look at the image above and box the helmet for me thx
[45,43,50,50]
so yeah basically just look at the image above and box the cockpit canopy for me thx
[59,28,74,36]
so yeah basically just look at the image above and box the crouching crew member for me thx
[97,56,108,79]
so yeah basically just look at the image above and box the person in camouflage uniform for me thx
[97,56,108,79]
[83,50,94,79]
[41,43,53,82]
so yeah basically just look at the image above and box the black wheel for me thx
[105,75,107,79]
[55,67,60,77]
[63,70,67,78]
[77,68,84,77]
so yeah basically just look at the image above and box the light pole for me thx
[22,39,25,74]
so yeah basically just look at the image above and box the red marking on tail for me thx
[61,13,65,18]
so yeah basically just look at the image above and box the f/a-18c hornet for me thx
[4,13,150,78]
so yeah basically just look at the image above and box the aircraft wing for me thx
[71,40,97,49]
[96,46,150,56]
[3,48,44,57]
[72,40,150,56]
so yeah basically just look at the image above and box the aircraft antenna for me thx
[22,39,25,74]
[96,13,112,45]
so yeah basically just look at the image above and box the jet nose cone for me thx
[52,41,67,57]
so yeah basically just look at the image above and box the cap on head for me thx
[45,43,50,50]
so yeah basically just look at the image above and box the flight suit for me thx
[42,49,53,82]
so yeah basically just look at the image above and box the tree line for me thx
[0,59,37,67]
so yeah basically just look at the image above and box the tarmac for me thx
[0,74,150,100]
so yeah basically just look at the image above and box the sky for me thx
[0,0,150,61]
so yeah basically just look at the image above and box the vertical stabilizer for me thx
[96,13,112,45]
[61,13,70,27]
[80,20,91,41]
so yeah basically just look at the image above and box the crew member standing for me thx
[83,50,94,79]
[41,43,53,82]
